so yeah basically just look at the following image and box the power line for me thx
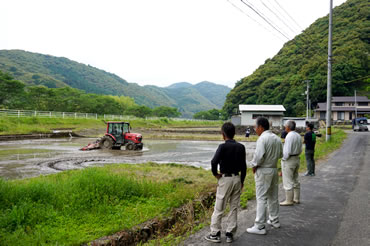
[343,75,370,84]
[242,0,294,39]
[273,0,303,31]
[264,0,301,33]
[260,0,297,36]
[240,0,291,40]
[264,0,327,55]
[226,0,286,42]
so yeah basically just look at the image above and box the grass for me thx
[0,162,256,246]
[0,117,222,135]
[0,163,215,245]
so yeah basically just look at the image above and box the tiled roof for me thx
[332,96,370,102]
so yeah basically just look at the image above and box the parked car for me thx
[352,117,369,132]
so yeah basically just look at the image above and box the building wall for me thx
[231,115,241,126]
[240,111,283,126]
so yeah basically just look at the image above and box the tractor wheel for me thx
[126,142,135,151]
[135,144,143,150]
[99,136,113,149]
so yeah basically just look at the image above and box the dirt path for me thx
[182,131,370,246]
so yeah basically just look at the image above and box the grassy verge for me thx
[0,117,222,135]
[0,163,251,245]
[0,163,256,246]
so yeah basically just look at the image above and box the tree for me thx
[193,109,227,120]
[125,105,152,118]
[152,106,181,118]
[0,71,26,107]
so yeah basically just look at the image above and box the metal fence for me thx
[0,109,217,122]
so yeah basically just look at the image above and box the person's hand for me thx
[252,167,257,174]
[215,173,222,180]
[241,183,244,191]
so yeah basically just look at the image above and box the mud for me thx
[0,138,256,180]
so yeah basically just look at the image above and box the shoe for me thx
[246,225,266,235]
[225,232,233,243]
[204,231,221,243]
[267,219,281,228]
[310,173,315,176]
[303,172,310,176]
[280,190,294,206]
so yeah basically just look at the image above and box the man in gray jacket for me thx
[280,120,302,205]
[247,117,283,235]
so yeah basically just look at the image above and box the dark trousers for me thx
[305,149,315,174]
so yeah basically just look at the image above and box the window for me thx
[252,114,263,119]
[358,102,368,106]
[320,112,326,119]
[337,112,345,120]
[335,102,343,106]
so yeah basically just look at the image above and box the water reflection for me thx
[0,138,256,180]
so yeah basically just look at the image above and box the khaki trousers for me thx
[210,175,241,234]
[254,168,279,227]
[282,156,301,191]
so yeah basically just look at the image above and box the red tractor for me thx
[99,122,143,150]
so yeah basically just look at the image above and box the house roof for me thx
[315,103,370,112]
[239,104,286,112]
[332,96,370,102]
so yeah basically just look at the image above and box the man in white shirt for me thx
[247,117,283,235]
[280,120,303,206]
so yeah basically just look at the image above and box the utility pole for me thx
[326,0,333,141]
[304,80,311,120]
[355,90,357,118]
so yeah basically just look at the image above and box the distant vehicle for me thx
[352,117,369,132]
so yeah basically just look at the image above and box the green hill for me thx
[0,50,230,117]
[223,0,369,116]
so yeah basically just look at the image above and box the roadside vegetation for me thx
[0,163,215,245]
[0,117,222,135]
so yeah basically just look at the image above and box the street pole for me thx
[355,90,357,118]
[326,0,333,141]
[304,80,311,121]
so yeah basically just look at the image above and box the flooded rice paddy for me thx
[0,138,256,180]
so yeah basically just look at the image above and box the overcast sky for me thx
[1,0,346,88]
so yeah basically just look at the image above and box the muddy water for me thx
[0,138,256,180]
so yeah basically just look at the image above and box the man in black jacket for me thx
[205,122,246,243]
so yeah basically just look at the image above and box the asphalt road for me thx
[183,131,370,246]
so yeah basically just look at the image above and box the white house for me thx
[238,104,286,127]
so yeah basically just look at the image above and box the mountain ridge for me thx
[223,0,369,116]
[0,49,231,117]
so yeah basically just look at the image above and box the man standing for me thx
[247,117,283,235]
[304,123,316,176]
[280,120,303,206]
[205,122,246,243]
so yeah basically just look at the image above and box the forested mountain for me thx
[0,50,230,117]
[223,0,369,116]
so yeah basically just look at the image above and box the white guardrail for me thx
[0,109,217,122]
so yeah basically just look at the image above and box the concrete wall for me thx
[231,115,241,126]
